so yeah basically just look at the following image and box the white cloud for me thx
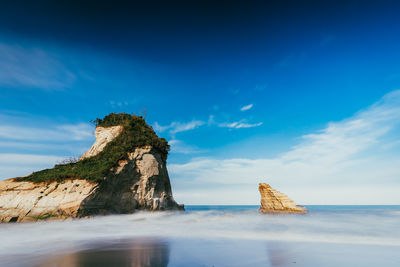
[0,153,64,165]
[170,120,204,134]
[0,154,65,179]
[169,90,400,205]
[0,141,88,154]
[0,42,76,90]
[154,120,205,135]
[254,83,268,92]
[0,114,94,180]
[240,104,253,111]
[219,121,263,129]
[155,115,262,134]
[207,115,216,126]
[56,123,94,141]
[110,100,129,108]
[169,139,207,154]
[153,122,171,133]
[0,123,93,141]
[232,89,240,95]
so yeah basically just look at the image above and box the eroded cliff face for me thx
[0,125,182,223]
[79,125,123,160]
[259,183,307,214]
[79,146,182,216]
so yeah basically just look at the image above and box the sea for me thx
[0,205,399,267]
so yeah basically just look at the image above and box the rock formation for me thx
[0,114,183,223]
[259,183,307,214]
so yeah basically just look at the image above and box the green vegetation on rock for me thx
[17,113,169,183]
[29,213,56,221]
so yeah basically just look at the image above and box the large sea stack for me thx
[0,113,183,223]
[259,183,307,214]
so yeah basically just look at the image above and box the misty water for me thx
[1,206,399,267]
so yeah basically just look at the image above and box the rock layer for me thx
[259,183,307,214]
[0,126,182,223]
[80,125,123,160]
[0,179,97,222]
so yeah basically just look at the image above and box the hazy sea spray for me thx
[0,206,399,266]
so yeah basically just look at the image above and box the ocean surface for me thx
[0,205,399,267]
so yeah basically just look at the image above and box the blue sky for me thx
[1,1,400,204]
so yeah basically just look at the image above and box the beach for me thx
[1,206,399,266]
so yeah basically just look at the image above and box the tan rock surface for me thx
[259,183,307,214]
[79,125,123,160]
[0,179,97,222]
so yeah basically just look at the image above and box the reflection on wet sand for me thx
[1,206,399,267]
[266,241,295,266]
[38,238,170,267]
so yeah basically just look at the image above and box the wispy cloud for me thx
[231,89,240,95]
[0,153,65,179]
[207,115,216,126]
[154,120,205,135]
[0,114,94,180]
[277,55,293,68]
[219,121,263,129]
[0,41,76,90]
[156,115,263,134]
[170,90,400,205]
[0,141,87,153]
[0,153,64,165]
[0,123,93,141]
[169,139,207,154]
[170,120,205,134]
[153,122,171,133]
[110,100,129,108]
[254,83,268,92]
[240,104,253,111]
[276,53,307,69]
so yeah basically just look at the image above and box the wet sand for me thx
[27,238,400,267]
[1,206,399,266]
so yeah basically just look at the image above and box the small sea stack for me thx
[259,183,308,214]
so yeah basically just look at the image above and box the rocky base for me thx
[79,146,183,217]
[0,179,97,223]
[0,146,183,223]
